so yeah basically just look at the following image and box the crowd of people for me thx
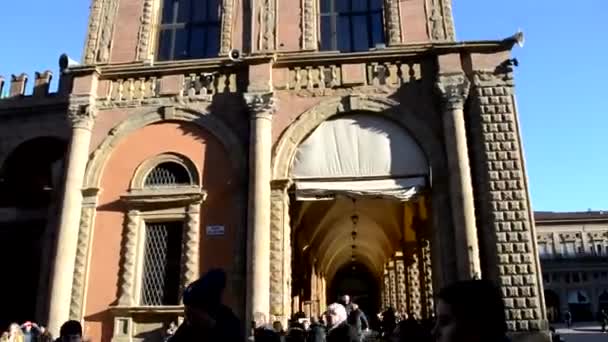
[167,268,514,342]
[1,320,88,342]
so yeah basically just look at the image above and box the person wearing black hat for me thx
[169,268,243,342]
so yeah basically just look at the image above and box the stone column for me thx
[48,98,97,336]
[406,252,422,319]
[182,201,202,289]
[388,261,397,309]
[396,256,407,313]
[245,92,276,326]
[436,73,482,280]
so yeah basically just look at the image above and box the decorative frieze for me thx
[469,70,546,332]
[427,0,455,42]
[84,0,120,63]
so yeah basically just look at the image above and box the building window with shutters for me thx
[319,0,385,52]
[157,0,222,61]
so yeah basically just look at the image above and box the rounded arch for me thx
[0,136,68,207]
[130,152,200,189]
[84,106,246,189]
[272,95,444,180]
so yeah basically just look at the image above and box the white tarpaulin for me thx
[291,114,429,200]
[295,177,426,201]
[292,114,428,179]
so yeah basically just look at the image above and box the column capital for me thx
[245,92,277,119]
[68,96,97,130]
[270,179,292,191]
[435,73,470,111]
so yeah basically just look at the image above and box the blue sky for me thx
[0,1,606,212]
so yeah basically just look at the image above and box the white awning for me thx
[294,177,426,201]
[292,114,428,180]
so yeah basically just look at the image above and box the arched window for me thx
[320,0,385,52]
[144,162,192,187]
[157,0,221,61]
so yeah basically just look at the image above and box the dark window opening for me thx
[157,0,221,61]
[319,0,385,52]
[144,162,192,187]
[140,221,184,306]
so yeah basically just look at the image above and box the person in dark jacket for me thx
[306,316,326,342]
[346,303,368,339]
[54,320,83,342]
[169,268,242,342]
[324,303,358,342]
[432,279,508,342]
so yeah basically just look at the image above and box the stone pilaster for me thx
[117,210,141,306]
[245,92,276,328]
[388,261,397,309]
[396,258,407,312]
[48,96,97,337]
[469,70,548,337]
[269,179,291,326]
[419,239,434,318]
[301,0,316,50]
[182,201,202,289]
[406,251,422,319]
[436,72,482,280]
[69,188,99,320]
[385,0,402,45]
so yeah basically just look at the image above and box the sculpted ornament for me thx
[435,73,470,111]
[245,92,277,117]
[68,102,97,130]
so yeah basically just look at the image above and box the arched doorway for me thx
[0,137,67,329]
[286,113,434,322]
[567,289,592,322]
[544,289,560,323]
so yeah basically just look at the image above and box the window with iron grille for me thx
[144,162,192,187]
[319,0,385,52]
[140,221,184,306]
[157,0,222,61]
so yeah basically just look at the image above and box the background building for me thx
[0,0,548,341]
[536,211,608,323]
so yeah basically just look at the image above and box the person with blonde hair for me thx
[3,323,24,342]
[324,303,357,342]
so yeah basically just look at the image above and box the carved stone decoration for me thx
[117,210,140,306]
[91,0,120,63]
[396,258,407,312]
[135,0,155,61]
[406,252,422,319]
[388,262,397,309]
[469,70,546,332]
[440,0,455,40]
[383,271,391,310]
[258,0,277,51]
[435,73,471,111]
[220,0,235,54]
[69,205,96,320]
[269,181,291,321]
[384,0,402,45]
[419,240,434,318]
[68,100,97,130]
[301,0,316,49]
[245,92,277,118]
[83,0,105,64]
[181,202,202,290]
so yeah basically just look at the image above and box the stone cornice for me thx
[120,187,207,207]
